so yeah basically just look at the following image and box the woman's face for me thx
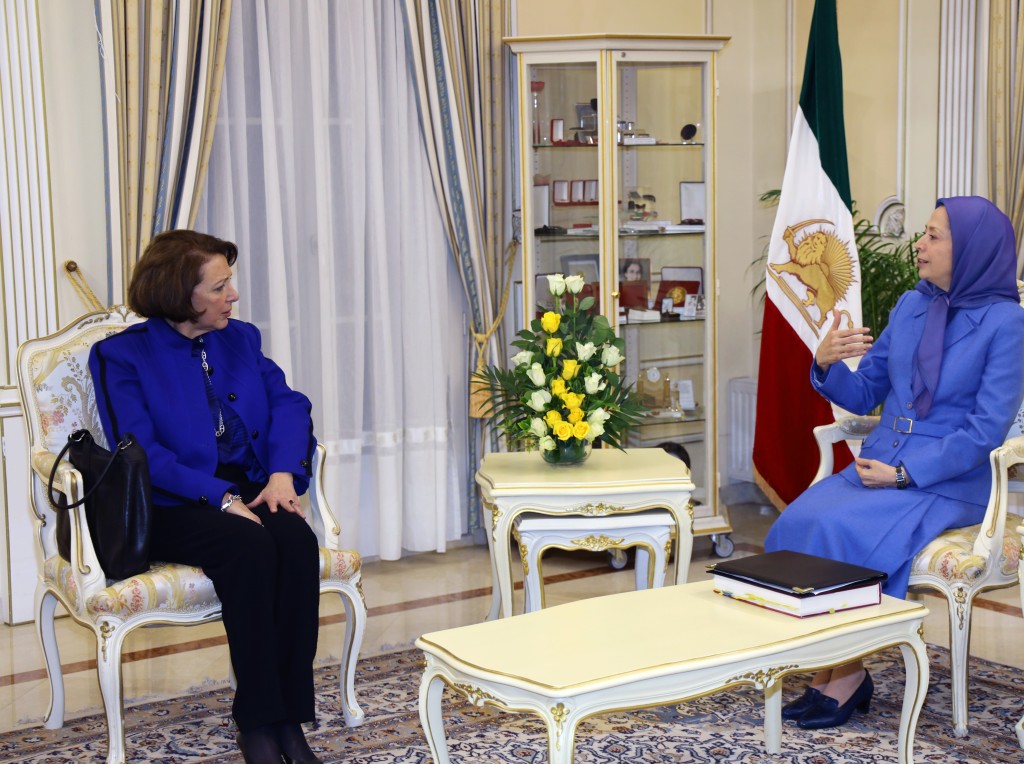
[624,262,643,281]
[181,255,238,338]
[915,206,954,292]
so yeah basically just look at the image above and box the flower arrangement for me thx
[475,274,647,464]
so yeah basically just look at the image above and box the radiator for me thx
[727,377,758,483]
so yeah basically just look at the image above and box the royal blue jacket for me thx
[814,291,1024,505]
[89,317,315,507]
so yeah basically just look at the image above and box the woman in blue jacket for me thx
[90,230,322,764]
[766,197,1024,730]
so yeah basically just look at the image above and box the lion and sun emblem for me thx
[769,218,856,334]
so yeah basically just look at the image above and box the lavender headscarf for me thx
[911,196,1019,418]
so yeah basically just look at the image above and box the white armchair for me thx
[17,307,366,764]
[813,415,1024,737]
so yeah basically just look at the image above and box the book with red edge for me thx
[708,550,887,618]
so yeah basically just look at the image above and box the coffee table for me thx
[417,580,929,763]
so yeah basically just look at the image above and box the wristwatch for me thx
[895,464,909,490]
[220,493,242,511]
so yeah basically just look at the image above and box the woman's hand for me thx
[222,493,263,525]
[855,458,897,488]
[815,309,873,372]
[249,471,304,516]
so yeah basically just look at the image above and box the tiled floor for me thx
[1,503,1022,736]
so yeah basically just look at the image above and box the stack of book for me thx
[708,551,887,618]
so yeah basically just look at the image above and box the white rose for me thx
[538,435,556,451]
[564,274,585,294]
[576,341,597,361]
[527,389,553,412]
[588,407,611,425]
[546,274,566,296]
[511,350,533,367]
[601,344,624,366]
[526,362,546,387]
[587,421,605,439]
[584,371,607,395]
[529,418,548,438]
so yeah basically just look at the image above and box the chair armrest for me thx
[811,415,880,485]
[31,449,107,589]
[972,435,1024,560]
[308,443,342,549]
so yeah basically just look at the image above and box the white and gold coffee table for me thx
[476,448,694,619]
[417,581,929,763]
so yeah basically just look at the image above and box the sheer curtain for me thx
[196,0,469,559]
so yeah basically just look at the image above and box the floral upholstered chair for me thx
[812,412,1024,738]
[16,307,366,764]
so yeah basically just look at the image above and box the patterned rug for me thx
[1,645,1022,763]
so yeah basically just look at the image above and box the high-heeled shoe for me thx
[797,670,874,730]
[276,721,323,764]
[781,686,823,720]
[236,727,286,764]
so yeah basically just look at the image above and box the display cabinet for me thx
[505,34,733,555]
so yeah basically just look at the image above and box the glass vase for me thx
[541,439,592,466]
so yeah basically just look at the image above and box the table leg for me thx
[763,679,782,754]
[492,512,515,619]
[545,704,577,764]
[669,505,693,586]
[896,639,930,764]
[418,668,452,764]
[1016,713,1024,750]
[484,519,501,621]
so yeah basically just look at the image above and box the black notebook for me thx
[708,551,888,617]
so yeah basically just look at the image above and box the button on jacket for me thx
[89,317,316,506]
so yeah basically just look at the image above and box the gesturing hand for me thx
[815,309,873,372]
[248,471,304,517]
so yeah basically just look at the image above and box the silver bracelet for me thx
[220,493,242,511]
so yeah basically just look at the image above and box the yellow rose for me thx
[546,337,563,357]
[561,359,581,380]
[573,421,591,440]
[544,409,563,428]
[561,391,585,409]
[540,311,562,334]
[550,378,567,396]
[567,407,584,424]
[553,420,574,442]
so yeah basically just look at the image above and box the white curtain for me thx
[196,0,469,559]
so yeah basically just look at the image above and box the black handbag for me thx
[46,429,152,580]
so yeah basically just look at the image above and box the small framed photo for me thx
[679,182,706,224]
[583,179,598,202]
[618,257,651,284]
[553,180,570,205]
[560,253,600,283]
[570,180,585,203]
[551,118,564,143]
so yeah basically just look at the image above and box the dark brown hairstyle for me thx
[128,230,238,322]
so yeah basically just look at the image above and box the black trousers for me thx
[150,470,320,730]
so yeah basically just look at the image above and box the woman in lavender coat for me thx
[765,196,1024,730]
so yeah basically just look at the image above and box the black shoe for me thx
[236,727,286,764]
[797,670,874,730]
[781,686,823,720]
[276,721,323,764]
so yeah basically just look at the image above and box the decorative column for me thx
[937,0,981,197]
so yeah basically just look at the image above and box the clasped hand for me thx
[222,471,303,525]
[815,309,873,371]
[855,458,897,488]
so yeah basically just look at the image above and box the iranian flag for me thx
[753,0,860,509]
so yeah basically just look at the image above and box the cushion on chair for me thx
[910,513,1024,582]
[319,547,361,582]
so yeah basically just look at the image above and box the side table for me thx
[476,448,694,619]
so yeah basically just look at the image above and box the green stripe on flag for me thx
[799,0,852,213]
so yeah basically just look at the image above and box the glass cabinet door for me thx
[521,57,602,317]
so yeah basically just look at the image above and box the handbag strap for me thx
[46,430,133,510]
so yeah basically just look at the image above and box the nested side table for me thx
[476,448,694,619]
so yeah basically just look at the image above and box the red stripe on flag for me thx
[753,300,852,509]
